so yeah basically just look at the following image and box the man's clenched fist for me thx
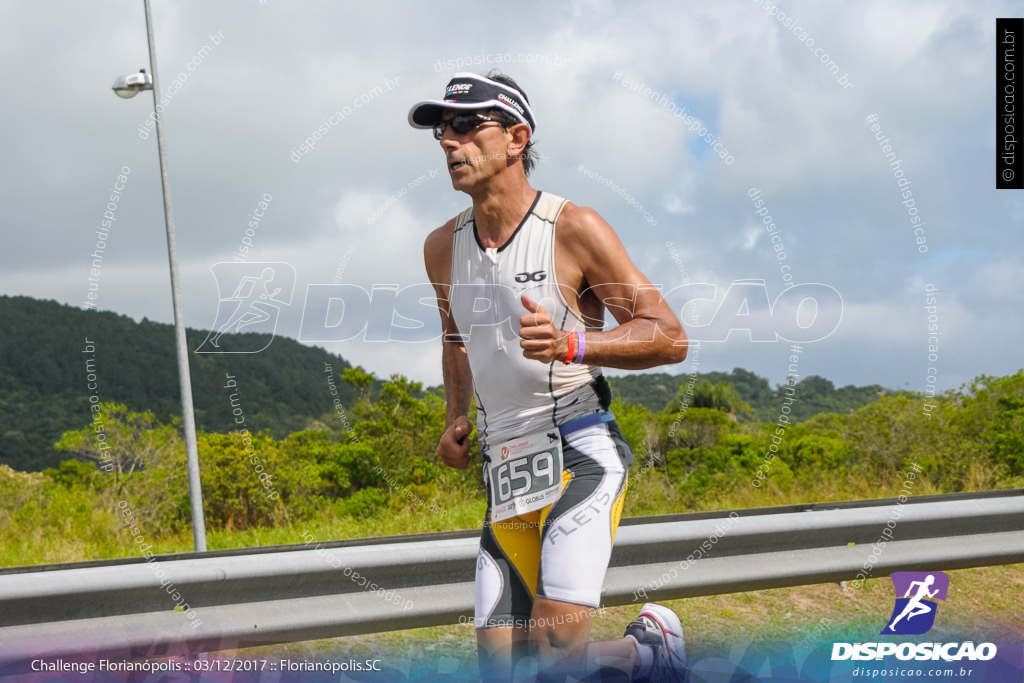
[518,293,569,363]
[437,414,472,469]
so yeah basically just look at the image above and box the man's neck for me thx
[469,172,537,249]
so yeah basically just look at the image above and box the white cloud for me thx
[1,0,1020,394]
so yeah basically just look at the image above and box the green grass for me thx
[0,488,489,568]
[0,466,1006,569]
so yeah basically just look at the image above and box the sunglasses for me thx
[432,113,502,140]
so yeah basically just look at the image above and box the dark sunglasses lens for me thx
[451,115,481,134]
[434,114,491,139]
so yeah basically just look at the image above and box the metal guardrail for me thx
[0,490,1021,665]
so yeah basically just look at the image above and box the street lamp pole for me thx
[139,0,207,552]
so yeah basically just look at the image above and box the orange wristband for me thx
[563,331,577,364]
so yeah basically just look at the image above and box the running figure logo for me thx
[880,571,950,635]
[196,262,296,353]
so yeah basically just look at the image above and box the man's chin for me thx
[449,174,473,192]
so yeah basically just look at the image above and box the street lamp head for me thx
[112,69,153,98]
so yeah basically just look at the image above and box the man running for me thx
[411,71,689,682]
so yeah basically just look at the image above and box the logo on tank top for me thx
[514,271,547,283]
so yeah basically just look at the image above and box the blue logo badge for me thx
[880,571,949,635]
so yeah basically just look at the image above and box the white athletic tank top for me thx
[449,191,606,451]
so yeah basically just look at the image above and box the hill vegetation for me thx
[0,295,360,471]
[2,295,891,472]
[608,367,889,421]
[0,364,1020,568]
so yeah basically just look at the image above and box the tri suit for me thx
[447,190,634,628]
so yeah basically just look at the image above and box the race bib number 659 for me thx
[488,430,563,523]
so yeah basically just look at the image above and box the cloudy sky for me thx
[2,0,1021,395]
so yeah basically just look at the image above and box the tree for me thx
[54,402,182,491]
[953,371,1024,476]
[677,380,751,418]
[342,366,375,403]
[665,406,733,451]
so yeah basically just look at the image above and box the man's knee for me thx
[529,623,577,662]
[529,601,594,655]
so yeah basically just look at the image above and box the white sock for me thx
[626,634,656,677]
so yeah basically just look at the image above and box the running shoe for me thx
[623,603,687,683]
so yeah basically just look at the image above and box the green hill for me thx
[607,367,890,421]
[0,295,359,471]
[2,294,891,472]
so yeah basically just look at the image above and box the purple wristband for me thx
[574,330,586,364]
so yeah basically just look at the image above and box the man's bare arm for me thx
[425,222,474,469]
[519,204,687,369]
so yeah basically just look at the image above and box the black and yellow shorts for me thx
[474,413,634,630]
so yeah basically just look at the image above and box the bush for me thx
[338,487,389,520]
